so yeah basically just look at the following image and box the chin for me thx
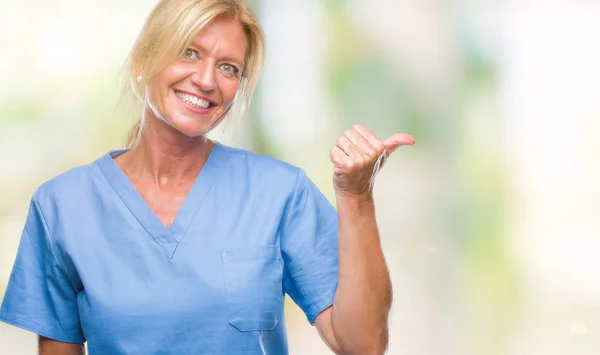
[167,116,214,138]
[172,122,210,138]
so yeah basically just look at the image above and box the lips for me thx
[174,90,217,110]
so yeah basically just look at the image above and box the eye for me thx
[220,63,239,76]
[183,49,198,60]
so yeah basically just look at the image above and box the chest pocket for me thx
[221,246,284,331]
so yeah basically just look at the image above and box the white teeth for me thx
[176,91,211,109]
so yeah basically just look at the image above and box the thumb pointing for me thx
[383,133,416,154]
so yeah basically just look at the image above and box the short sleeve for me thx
[281,169,339,325]
[0,195,85,343]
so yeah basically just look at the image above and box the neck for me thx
[118,114,214,186]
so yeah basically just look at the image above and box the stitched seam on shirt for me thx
[31,193,77,294]
[94,159,160,243]
[306,290,336,323]
[179,146,233,240]
[308,289,337,310]
[281,167,303,230]
[31,193,84,339]
[280,168,303,299]
[282,262,302,304]
[281,168,305,272]
[0,310,82,339]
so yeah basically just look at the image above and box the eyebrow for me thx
[188,42,245,67]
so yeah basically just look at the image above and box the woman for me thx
[0,0,415,354]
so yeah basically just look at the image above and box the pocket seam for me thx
[221,247,284,332]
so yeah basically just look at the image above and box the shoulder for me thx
[33,160,100,209]
[21,161,100,239]
[218,143,305,184]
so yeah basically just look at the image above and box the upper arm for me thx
[314,306,342,354]
[0,195,85,343]
[39,336,85,355]
[281,169,342,350]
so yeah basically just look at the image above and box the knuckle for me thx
[355,123,373,135]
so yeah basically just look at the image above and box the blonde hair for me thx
[121,0,265,148]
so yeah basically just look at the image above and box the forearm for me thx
[331,193,392,354]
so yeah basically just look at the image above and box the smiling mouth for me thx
[174,90,216,109]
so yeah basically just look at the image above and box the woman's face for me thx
[145,18,247,137]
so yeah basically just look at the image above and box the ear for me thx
[133,58,147,83]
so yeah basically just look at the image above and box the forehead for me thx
[189,18,247,63]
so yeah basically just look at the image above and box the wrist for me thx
[335,191,375,208]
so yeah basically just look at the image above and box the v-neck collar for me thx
[96,141,229,259]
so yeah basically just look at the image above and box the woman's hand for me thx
[329,124,415,200]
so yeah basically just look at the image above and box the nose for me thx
[190,60,216,92]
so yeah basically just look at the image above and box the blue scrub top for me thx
[0,142,339,354]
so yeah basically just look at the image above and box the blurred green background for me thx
[1,0,600,354]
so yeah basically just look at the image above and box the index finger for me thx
[353,124,386,154]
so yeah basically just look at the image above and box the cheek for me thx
[146,85,168,115]
[219,79,241,102]
[146,75,180,116]
[149,64,191,104]
[145,79,178,125]
[145,88,169,124]
[146,85,161,108]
